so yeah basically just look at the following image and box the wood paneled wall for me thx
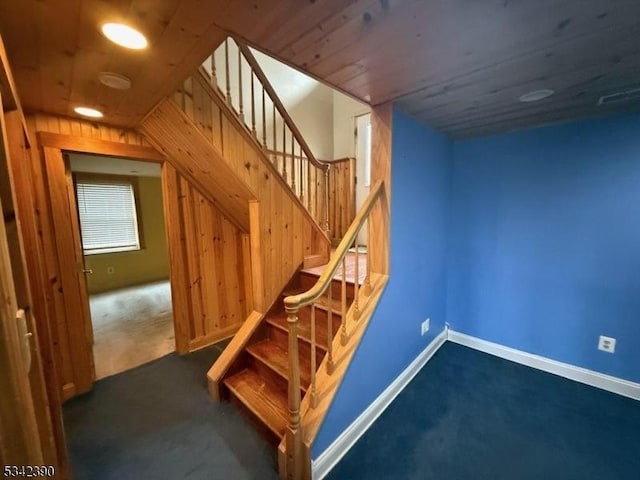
[23,114,154,400]
[3,111,65,474]
[1,110,45,471]
[162,163,250,352]
[19,112,252,400]
[327,157,356,245]
[146,71,330,312]
[2,35,67,471]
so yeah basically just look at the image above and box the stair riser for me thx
[247,355,299,394]
[265,316,331,353]
[269,326,325,370]
[297,307,342,335]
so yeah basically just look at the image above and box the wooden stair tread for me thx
[223,369,288,438]
[247,339,311,392]
[266,313,330,351]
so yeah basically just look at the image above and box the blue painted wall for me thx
[312,108,453,457]
[448,112,640,384]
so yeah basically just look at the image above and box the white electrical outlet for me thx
[421,318,430,336]
[107,266,115,274]
[598,335,616,353]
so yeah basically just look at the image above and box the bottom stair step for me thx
[224,369,288,439]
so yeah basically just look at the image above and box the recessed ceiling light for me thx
[99,72,132,90]
[101,23,148,50]
[519,89,555,103]
[74,106,104,118]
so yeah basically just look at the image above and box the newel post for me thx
[285,308,303,479]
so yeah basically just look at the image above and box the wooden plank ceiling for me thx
[1,0,640,137]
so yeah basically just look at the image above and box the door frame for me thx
[36,132,184,397]
[354,112,372,245]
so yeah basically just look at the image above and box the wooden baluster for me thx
[323,165,330,234]
[210,54,217,84]
[354,240,360,320]
[224,39,231,104]
[327,284,334,374]
[307,159,311,211]
[251,71,256,136]
[291,133,296,194]
[340,256,348,345]
[262,87,266,147]
[285,310,303,480]
[299,145,309,204]
[283,122,288,183]
[272,104,277,166]
[364,233,372,295]
[310,304,317,408]
[238,48,244,119]
[314,167,319,222]
[299,144,304,200]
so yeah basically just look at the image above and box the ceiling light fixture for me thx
[74,106,104,118]
[101,22,148,50]
[99,72,132,90]
[519,89,555,103]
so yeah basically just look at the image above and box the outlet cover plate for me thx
[421,318,430,336]
[598,335,616,353]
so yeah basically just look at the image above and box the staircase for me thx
[222,267,355,443]
[142,34,386,479]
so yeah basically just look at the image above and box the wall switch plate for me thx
[598,335,616,353]
[107,266,115,274]
[421,318,430,336]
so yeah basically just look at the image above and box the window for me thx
[75,179,141,255]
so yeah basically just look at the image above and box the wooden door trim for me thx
[42,147,95,395]
[36,135,167,392]
[37,132,165,163]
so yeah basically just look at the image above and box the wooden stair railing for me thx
[201,36,331,235]
[282,179,385,478]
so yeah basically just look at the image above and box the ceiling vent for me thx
[597,87,640,106]
[99,72,132,90]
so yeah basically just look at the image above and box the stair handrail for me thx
[282,179,384,478]
[204,36,332,234]
[284,180,382,310]
[235,40,329,173]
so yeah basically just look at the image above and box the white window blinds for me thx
[76,181,141,255]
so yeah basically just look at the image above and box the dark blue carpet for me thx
[63,344,278,480]
[328,342,640,480]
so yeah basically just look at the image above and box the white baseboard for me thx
[447,330,640,402]
[312,328,448,480]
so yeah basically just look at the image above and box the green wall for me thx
[84,176,169,294]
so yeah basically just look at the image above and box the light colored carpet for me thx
[90,280,175,380]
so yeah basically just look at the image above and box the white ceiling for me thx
[69,153,161,178]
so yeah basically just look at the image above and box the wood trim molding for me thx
[207,310,265,401]
[36,132,165,163]
[369,103,392,276]
[161,162,191,354]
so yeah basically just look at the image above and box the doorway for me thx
[68,153,174,379]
